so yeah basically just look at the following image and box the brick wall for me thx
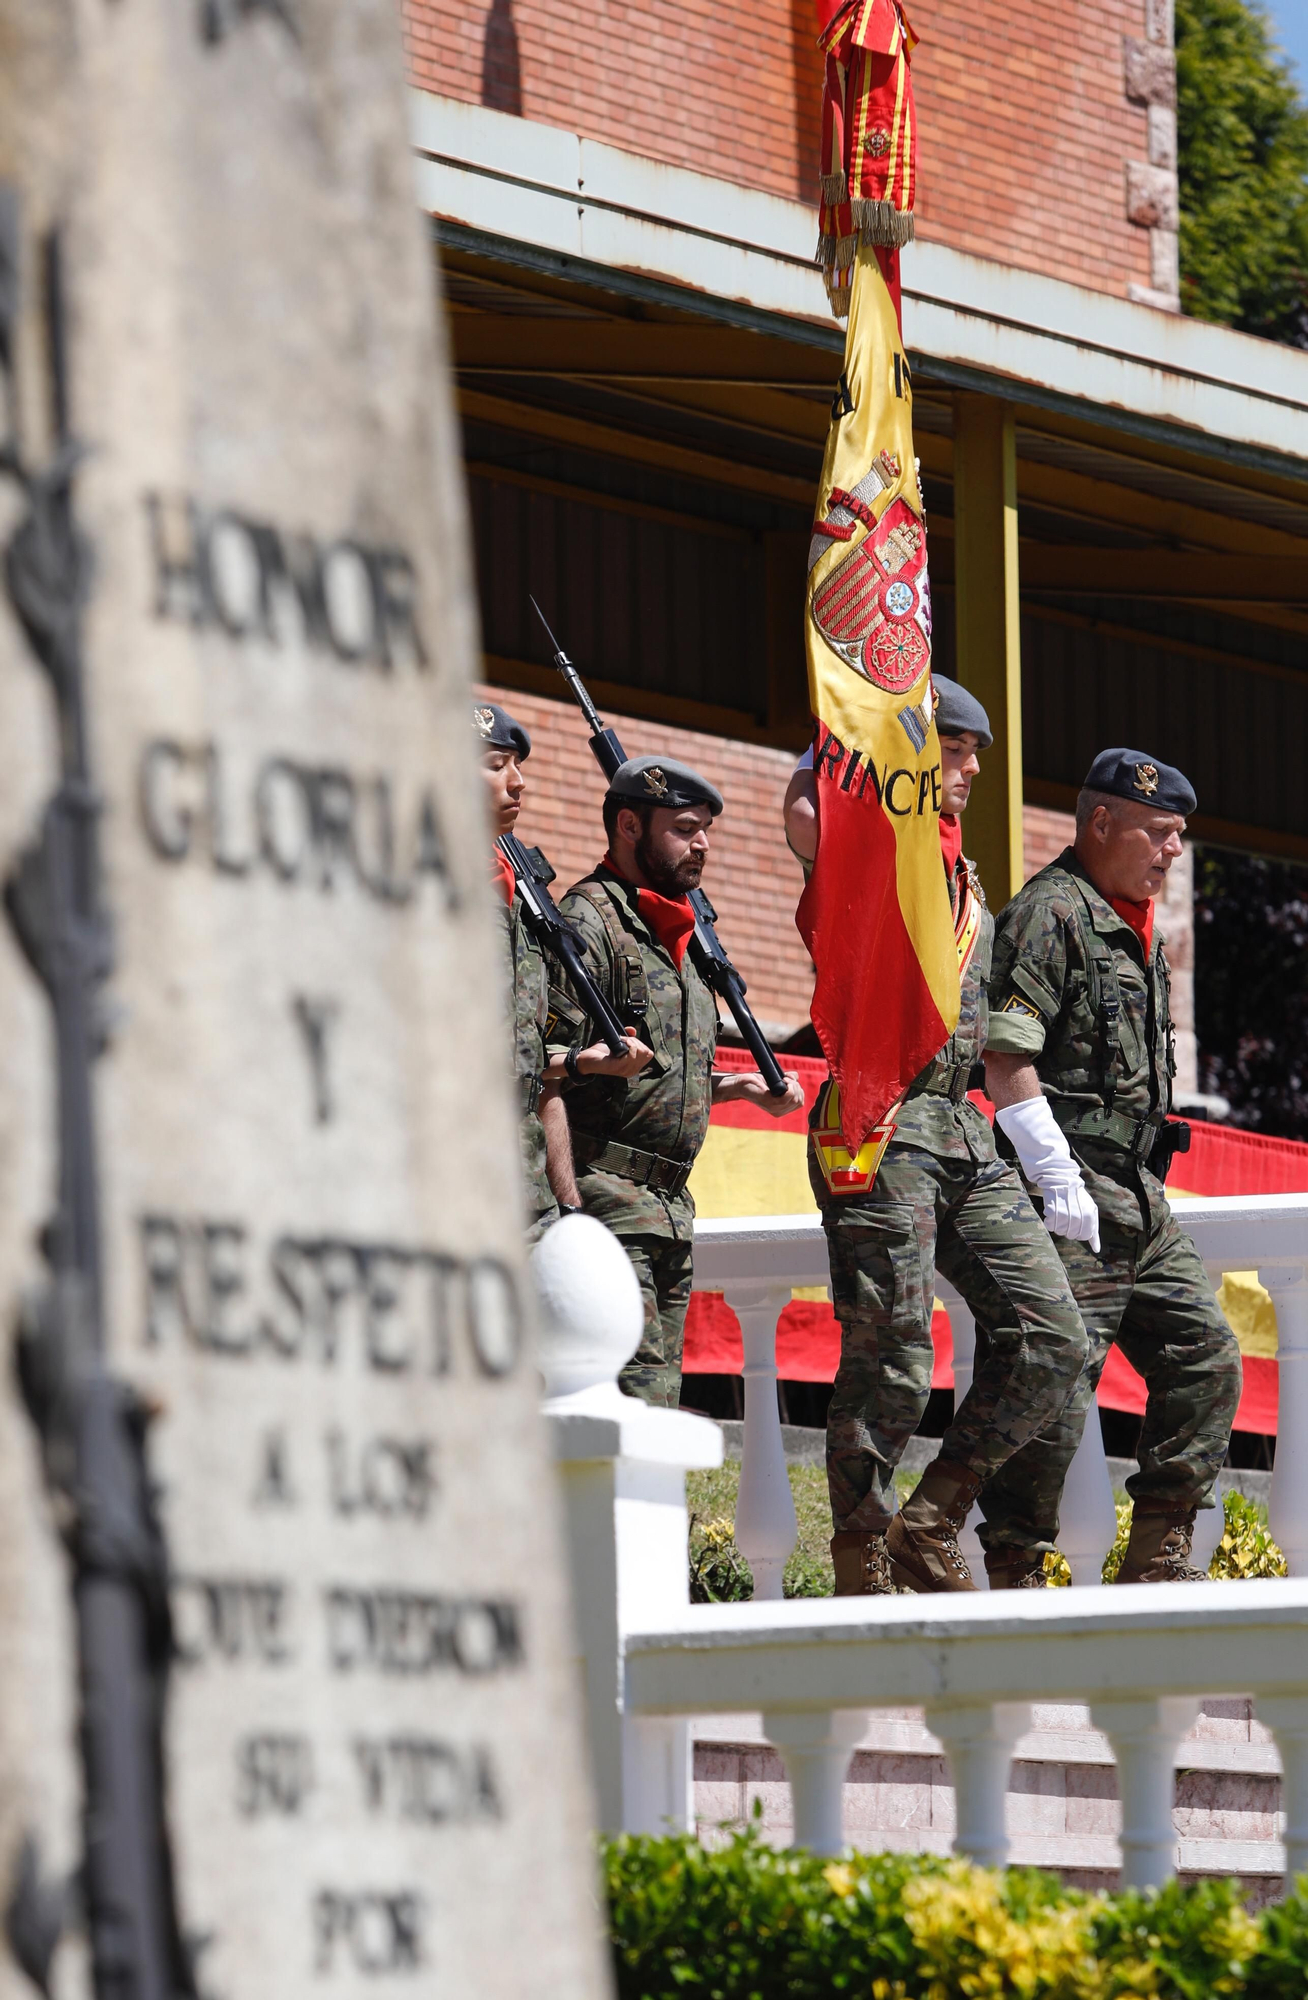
[407,0,1162,300]
[1023,803,1074,881]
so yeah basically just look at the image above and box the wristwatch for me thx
[564,1044,586,1082]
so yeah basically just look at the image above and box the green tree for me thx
[1176,0,1308,342]
[1195,847,1308,1138]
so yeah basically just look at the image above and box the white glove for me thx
[996,1096,1101,1253]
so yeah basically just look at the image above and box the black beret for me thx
[606,754,723,816]
[1082,748,1196,816]
[933,675,992,749]
[472,702,531,758]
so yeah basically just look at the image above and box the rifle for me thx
[530,599,788,1096]
[498,831,629,1057]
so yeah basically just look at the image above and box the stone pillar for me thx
[1124,0,1181,312]
[0,5,610,1997]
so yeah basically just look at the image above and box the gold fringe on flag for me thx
[815,0,919,319]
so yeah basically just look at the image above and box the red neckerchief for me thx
[939,813,963,877]
[1110,894,1155,955]
[491,846,515,907]
[603,852,695,969]
[636,890,695,969]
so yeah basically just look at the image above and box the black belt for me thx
[911,1062,975,1106]
[1057,1104,1165,1160]
[573,1134,694,1198]
[520,1074,543,1116]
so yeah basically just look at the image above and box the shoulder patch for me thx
[998,994,1041,1023]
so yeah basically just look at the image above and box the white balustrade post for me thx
[1057,1388,1120,1586]
[1264,1267,1308,1575]
[1091,1695,1200,1889]
[761,1709,867,1856]
[622,1719,696,1839]
[723,1279,798,1600]
[1258,1697,1308,1884]
[926,1702,1031,1868]
[533,1215,724,1834]
[1188,1492,1225,1575]
[941,1288,988,1587]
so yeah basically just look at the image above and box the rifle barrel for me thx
[524,604,788,1095]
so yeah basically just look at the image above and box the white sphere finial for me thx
[530,1213,644,1402]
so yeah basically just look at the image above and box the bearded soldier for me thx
[547,755,804,1407]
[982,750,1242,1585]
[476,703,651,1240]
[788,678,1088,1595]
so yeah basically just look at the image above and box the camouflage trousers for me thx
[977,1207,1243,1561]
[814,1146,1088,1535]
[616,1235,695,1409]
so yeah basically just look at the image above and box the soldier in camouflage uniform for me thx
[789,679,1088,1595]
[477,703,651,1242]
[548,754,804,1406]
[982,748,1242,1585]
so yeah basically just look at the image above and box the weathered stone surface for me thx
[1123,36,1177,107]
[1125,160,1180,232]
[0,3,608,1996]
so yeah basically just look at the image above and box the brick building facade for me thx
[405,0,1176,303]
[406,0,1301,1099]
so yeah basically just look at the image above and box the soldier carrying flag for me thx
[793,1,1088,1592]
[789,684,1088,1592]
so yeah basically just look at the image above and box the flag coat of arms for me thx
[797,7,959,1153]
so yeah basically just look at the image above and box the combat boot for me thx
[985,1548,1048,1591]
[830,1530,894,1596]
[1115,1507,1209,1584]
[886,1460,980,1593]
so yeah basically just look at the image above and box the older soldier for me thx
[477,703,649,1240]
[789,678,1088,1595]
[983,750,1242,1585]
[547,754,804,1406]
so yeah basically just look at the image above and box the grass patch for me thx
[687,1458,922,1600]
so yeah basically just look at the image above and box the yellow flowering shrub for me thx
[605,1832,1290,1999]
[903,1862,1099,1999]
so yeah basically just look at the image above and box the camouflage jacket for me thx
[499,890,556,1233]
[546,865,718,1242]
[985,847,1176,1232]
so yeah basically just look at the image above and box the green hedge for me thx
[604,1831,1308,1998]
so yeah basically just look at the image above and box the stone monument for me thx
[0,4,610,1996]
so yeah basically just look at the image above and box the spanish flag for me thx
[797,4,958,1154]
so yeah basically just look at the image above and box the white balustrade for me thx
[760,1709,867,1856]
[542,1198,1308,1886]
[942,1287,988,1584]
[1258,1696,1308,1880]
[533,1213,723,1834]
[724,1278,798,1600]
[1089,1697,1201,1887]
[696,1197,1307,1597]
[1176,1196,1305,1572]
[624,1589,1308,1883]
[925,1701,1031,1866]
[692,1218,825,1597]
